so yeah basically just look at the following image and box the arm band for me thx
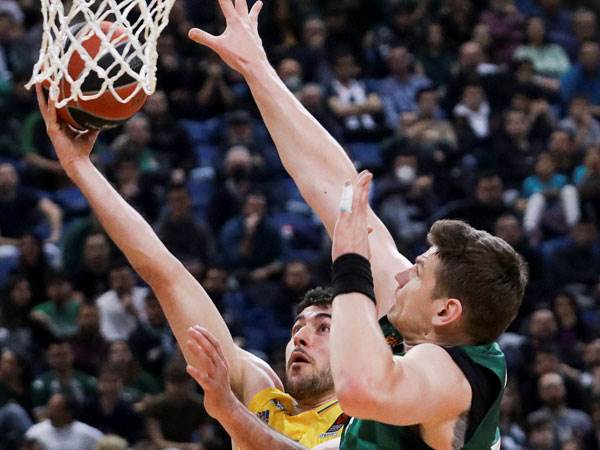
[331,253,376,304]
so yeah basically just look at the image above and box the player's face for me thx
[284,305,334,401]
[388,247,440,341]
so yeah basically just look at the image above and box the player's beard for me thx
[284,366,334,402]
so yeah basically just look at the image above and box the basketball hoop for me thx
[26,0,176,108]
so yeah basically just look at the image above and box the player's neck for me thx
[295,390,337,413]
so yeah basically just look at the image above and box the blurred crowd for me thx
[1,0,600,449]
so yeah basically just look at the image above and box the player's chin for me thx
[287,361,313,375]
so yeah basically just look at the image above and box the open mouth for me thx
[289,350,311,367]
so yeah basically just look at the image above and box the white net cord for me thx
[26,0,175,107]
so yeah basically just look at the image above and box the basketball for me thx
[48,21,147,131]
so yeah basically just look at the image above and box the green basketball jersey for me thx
[340,317,505,450]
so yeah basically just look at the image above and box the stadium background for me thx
[0,0,600,448]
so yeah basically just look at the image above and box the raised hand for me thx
[35,84,99,173]
[331,171,373,261]
[186,326,237,421]
[188,0,266,76]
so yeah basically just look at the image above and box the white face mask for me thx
[395,165,416,184]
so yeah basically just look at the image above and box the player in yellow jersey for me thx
[186,290,348,450]
[36,86,345,449]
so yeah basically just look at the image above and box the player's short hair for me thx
[296,287,333,315]
[428,220,528,344]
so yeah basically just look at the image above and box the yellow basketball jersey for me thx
[247,387,348,448]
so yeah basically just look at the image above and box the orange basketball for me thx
[49,21,147,131]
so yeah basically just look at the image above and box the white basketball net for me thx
[26,0,176,108]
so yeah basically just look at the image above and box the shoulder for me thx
[247,387,291,414]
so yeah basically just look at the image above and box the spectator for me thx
[416,22,455,88]
[453,82,492,142]
[443,41,506,114]
[96,264,148,342]
[80,365,143,444]
[548,129,582,177]
[144,359,209,450]
[327,49,385,141]
[219,191,283,282]
[106,341,160,404]
[551,221,600,290]
[25,393,103,450]
[378,46,431,130]
[524,410,561,450]
[209,145,255,233]
[0,163,62,255]
[434,172,512,233]
[514,16,571,79]
[71,304,108,377]
[550,291,595,350]
[0,276,45,357]
[200,265,247,333]
[12,233,55,305]
[156,183,213,277]
[490,109,540,191]
[560,41,600,115]
[70,233,111,302]
[109,156,161,223]
[375,148,437,256]
[107,114,158,174]
[0,400,32,450]
[572,8,599,50]
[493,214,544,309]
[144,90,196,173]
[128,292,176,378]
[400,86,457,149]
[298,83,343,141]
[528,372,593,444]
[277,57,304,93]
[195,57,236,119]
[479,0,525,64]
[30,271,79,339]
[522,152,580,235]
[560,96,600,149]
[30,340,96,411]
[0,348,31,411]
[500,381,527,450]
[535,0,577,59]
[575,146,600,224]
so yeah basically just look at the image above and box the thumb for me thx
[188,28,219,50]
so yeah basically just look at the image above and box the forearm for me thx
[40,200,62,240]
[64,158,242,388]
[330,294,394,402]
[219,399,309,450]
[66,159,174,281]
[244,60,356,232]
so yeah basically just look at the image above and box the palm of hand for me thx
[188,0,266,75]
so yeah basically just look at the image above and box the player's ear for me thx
[431,297,463,327]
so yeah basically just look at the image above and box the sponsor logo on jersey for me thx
[257,410,270,423]
[270,399,285,411]
[319,413,351,439]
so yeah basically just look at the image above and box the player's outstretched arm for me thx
[188,0,411,317]
[329,173,470,440]
[186,326,340,450]
[36,85,280,401]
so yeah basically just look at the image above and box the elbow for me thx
[334,373,381,418]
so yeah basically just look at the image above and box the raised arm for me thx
[35,85,280,401]
[188,0,411,316]
[328,173,470,441]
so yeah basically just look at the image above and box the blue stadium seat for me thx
[187,167,216,218]
[180,117,223,146]
[347,142,383,169]
[193,144,220,168]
